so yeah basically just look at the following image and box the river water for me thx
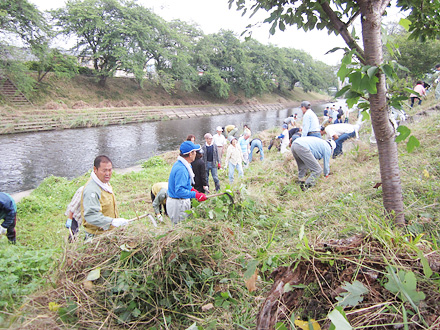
[0,100,347,193]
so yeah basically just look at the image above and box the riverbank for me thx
[1,73,331,134]
[3,105,440,329]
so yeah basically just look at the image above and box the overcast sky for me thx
[29,0,404,66]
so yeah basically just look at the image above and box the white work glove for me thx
[111,218,129,227]
[0,226,7,235]
[156,214,163,222]
[65,218,72,228]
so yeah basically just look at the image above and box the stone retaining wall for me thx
[0,103,292,134]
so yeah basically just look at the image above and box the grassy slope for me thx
[1,97,440,329]
[16,74,328,109]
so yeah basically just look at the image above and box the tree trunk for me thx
[358,0,405,225]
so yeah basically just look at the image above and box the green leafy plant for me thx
[335,280,369,307]
[384,266,425,305]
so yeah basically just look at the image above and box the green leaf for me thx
[395,125,411,143]
[384,267,426,305]
[381,64,395,82]
[416,249,433,278]
[337,64,351,80]
[335,85,351,98]
[86,268,101,281]
[244,259,259,280]
[407,135,420,153]
[328,307,352,330]
[399,18,412,31]
[335,280,369,307]
[367,66,378,79]
[275,322,288,330]
[348,71,362,91]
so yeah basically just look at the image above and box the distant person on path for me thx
[167,141,207,224]
[65,186,84,242]
[291,137,336,190]
[202,133,221,192]
[151,182,168,222]
[81,155,128,238]
[238,132,251,167]
[223,125,238,138]
[249,138,264,162]
[192,149,209,194]
[410,81,427,107]
[277,124,290,154]
[225,136,244,183]
[300,101,321,138]
[0,192,17,244]
[186,134,196,143]
[212,126,227,167]
[435,64,440,100]
[321,123,360,158]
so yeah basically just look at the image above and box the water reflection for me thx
[0,100,347,193]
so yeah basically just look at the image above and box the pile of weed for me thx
[11,217,262,329]
[256,225,440,329]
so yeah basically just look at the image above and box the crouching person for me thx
[291,137,335,190]
[167,141,207,225]
[0,192,17,244]
[81,155,128,239]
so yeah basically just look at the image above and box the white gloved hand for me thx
[111,218,129,227]
[157,214,163,222]
[0,226,7,235]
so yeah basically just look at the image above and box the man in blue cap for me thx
[167,141,208,224]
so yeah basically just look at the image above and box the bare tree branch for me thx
[319,1,366,64]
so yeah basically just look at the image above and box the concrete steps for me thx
[0,77,32,107]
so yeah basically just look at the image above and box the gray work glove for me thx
[0,226,7,235]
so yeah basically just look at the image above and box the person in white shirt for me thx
[300,101,321,138]
[320,123,360,158]
[212,126,227,168]
[225,136,244,183]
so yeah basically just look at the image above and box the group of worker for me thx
[0,101,361,243]
[275,101,360,191]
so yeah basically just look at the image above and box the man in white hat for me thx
[212,126,227,168]
[167,141,207,224]
[291,136,336,190]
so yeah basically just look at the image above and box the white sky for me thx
[29,0,404,66]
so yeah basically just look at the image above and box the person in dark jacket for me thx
[192,149,209,193]
[202,133,221,192]
[0,192,17,244]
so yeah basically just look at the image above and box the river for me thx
[0,100,347,194]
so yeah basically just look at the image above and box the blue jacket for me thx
[168,160,197,199]
[0,193,17,228]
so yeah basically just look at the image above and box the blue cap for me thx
[282,124,288,129]
[180,141,201,154]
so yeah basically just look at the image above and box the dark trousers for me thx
[334,131,356,157]
[68,217,80,242]
[4,215,17,243]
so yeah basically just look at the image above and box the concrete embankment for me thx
[1,103,293,134]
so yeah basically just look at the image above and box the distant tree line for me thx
[1,0,339,99]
